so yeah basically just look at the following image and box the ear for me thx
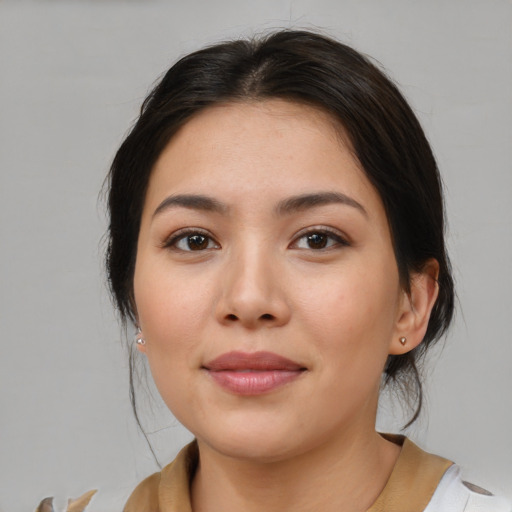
[389,259,440,355]
[136,340,147,354]
[134,323,147,354]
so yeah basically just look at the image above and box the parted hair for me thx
[106,30,455,426]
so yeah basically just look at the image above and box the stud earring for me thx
[399,336,407,346]
[135,327,145,346]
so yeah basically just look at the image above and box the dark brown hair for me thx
[106,30,454,430]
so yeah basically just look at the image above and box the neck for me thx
[191,429,401,512]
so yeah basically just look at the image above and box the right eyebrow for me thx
[275,191,368,218]
[152,194,229,218]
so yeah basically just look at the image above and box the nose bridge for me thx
[232,239,272,298]
[217,235,289,327]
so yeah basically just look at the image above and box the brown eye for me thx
[292,229,349,251]
[187,234,209,250]
[169,231,219,252]
[307,233,328,249]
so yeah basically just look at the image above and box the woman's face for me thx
[134,100,408,462]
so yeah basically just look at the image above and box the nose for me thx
[215,244,291,329]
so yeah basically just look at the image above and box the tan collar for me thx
[368,435,453,512]
[125,436,452,512]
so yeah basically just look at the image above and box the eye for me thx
[165,230,220,252]
[292,229,349,250]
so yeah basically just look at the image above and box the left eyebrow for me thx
[152,194,229,218]
[275,192,368,217]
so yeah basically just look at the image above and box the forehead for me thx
[145,99,382,218]
[176,99,347,148]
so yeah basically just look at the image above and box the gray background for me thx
[1,1,511,510]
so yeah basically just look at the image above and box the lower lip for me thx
[206,370,304,395]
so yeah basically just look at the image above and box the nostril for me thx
[260,313,275,321]
[226,314,238,321]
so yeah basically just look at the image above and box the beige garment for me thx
[35,490,98,512]
[124,436,453,512]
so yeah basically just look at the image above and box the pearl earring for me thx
[135,327,145,346]
[399,336,407,346]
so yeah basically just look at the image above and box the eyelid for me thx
[160,225,349,251]
[161,227,220,251]
[289,226,351,250]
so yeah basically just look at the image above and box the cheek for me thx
[133,266,212,417]
[296,265,399,362]
[133,262,213,357]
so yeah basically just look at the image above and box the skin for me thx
[133,100,439,512]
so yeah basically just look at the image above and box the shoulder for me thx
[425,465,511,512]
[123,471,161,512]
[123,441,198,512]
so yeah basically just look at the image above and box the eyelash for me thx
[290,227,350,251]
[162,227,350,253]
[162,228,220,252]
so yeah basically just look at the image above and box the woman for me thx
[103,30,510,512]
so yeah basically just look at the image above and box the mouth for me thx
[203,351,307,395]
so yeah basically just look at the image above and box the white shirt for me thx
[426,465,511,512]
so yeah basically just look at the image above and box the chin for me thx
[207,437,301,464]
[192,417,308,464]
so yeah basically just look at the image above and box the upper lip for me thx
[203,351,306,371]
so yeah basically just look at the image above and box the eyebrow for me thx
[152,191,367,219]
[153,194,228,218]
[275,192,367,217]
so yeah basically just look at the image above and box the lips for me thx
[203,351,306,395]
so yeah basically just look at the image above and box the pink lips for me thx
[203,351,306,395]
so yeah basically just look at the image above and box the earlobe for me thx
[134,326,147,353]
[389,259,440,355]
